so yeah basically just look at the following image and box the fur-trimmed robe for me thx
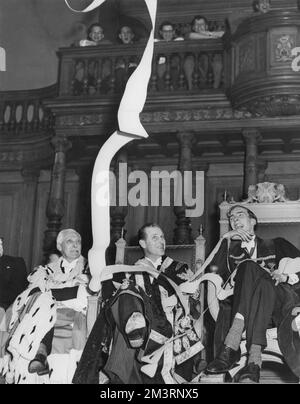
[0,256,89,384]
[73,255,203,384]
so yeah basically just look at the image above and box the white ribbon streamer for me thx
[64,0,158,291]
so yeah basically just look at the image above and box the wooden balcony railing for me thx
[0,84,57,136]
[57,38,225,97]
[0,39,225,137]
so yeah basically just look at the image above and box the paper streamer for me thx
[64,0,158,291]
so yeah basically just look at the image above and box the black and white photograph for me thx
[1,0,300,386]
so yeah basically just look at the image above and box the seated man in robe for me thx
[204,205,300,383]
[0,229,90,384]
[73,223,204,384]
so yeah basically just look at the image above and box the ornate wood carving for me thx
[228,10,300,116]
[20,169,40,269]
[174,132,194,244]
[242,129,261,197]
[57,39,224,97]
[43,136,72,255]
[110,150,129,243]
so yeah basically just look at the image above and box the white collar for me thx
[61,257,79,273]
[145,256,162,269]
[241,237,257,253]
[241,236,256,247]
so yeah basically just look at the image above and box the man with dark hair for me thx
[73,223,203,384]
[205,205,300,383]
[253,0,271,14]
[154,21,184,91]
[186,15,220,40]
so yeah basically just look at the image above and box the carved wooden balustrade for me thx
[0,84,57,136]
[227,10,300,116]
[57,38,225,97]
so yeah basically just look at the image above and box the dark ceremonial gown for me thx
[0,255,27,311]
[211,237,300,376]
[73,256,203,384]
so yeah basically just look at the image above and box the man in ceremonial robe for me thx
[73,223,203,384]
[205,205,300,383]
[0,229,90,384]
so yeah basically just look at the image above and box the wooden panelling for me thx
[31,169,80,268]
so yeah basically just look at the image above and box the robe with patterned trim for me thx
[211,236,300,376]
[73,255,203,384]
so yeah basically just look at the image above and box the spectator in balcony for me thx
[118,25,136,45]
[154,22,184,91]
[227,0,271,35]
[115,26,139,93]
[155,21,184,43]
[184,16,223,90]
[186,15,224,40]
[253,0,271,14]
[79,23,112,46]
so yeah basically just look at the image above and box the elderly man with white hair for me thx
[0,229,90,384]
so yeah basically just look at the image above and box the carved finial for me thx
[224,190,227,201]
[121,227,124,239]
[199,225,203,236]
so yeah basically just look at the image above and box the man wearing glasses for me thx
[205,205,300,383]
[155,21,183,91]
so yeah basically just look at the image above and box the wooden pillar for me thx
[75,164,93,257]
[258,160,268,183]
[44,136,71,255]
[242,129,261,197]
[110,149,129,243]
[20,168,40,270]
[174,132,194,244]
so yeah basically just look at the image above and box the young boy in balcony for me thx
[155,22,184,91]
[115,26,139,93]
[79,23,112,46]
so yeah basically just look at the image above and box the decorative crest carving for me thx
[243,182,288,203]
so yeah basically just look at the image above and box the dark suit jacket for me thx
[211,237,300,356]
[0,255,28,310]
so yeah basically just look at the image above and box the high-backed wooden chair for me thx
[206,183,300,381]
[87,231,207,329]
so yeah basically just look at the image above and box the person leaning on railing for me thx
[184,15,224,90]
